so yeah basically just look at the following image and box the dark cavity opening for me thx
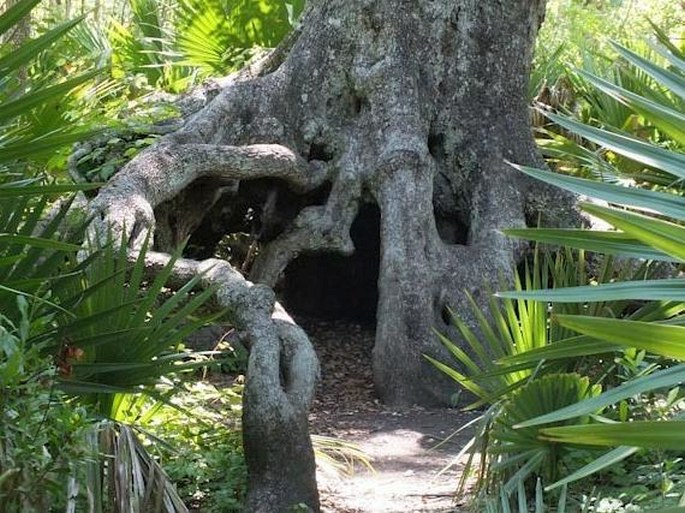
[432,182,469,245]
[430,132,470,246]
[428,132,445,160]
[350,94,369,116]
[308,142,334,162]
[184,178,331,262]
[280,203,380,325]
[440,302,452,327]
[434,208,469,245]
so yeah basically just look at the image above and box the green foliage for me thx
[541,421,685,450]
[175,0,305,74]
[534,0,684,100]
[429,248,655,411]
[462,372,602,509]
[0,310,91,513]
[143,381,247,512]
[0,4,241,510]
[431,367,594,509]
[533,3,685,188]
[428,250,589,409]
[108,0,188,92]
[0,0,102,330]
[0,140,223,424]
[490,374,601,491]
[0,0,103,170]
[435,33,685,509]
[504,33,685,499]
[45,236,225,418]
[63,0,306,187]
[0,219,227,511]
[138,376,369,512]
[0,183,224,511]
[73,132,162,183]
[485,480,568,513]
[107,0,305,92]
[428,244,676,510]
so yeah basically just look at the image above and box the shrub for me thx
[0,307,91,513]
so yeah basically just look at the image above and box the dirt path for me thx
[302,318,478,513]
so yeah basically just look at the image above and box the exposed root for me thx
[88,143,330,248]
[128,249,321,511]
[82,1,580,509]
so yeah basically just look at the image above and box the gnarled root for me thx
[86,137,324,511]
[130,251,320,512]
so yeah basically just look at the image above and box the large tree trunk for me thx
[87,0,577,510]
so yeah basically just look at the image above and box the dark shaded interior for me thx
[432,168,470,246]
[280,203,381,325]
[184,178,331,261]
[434,210,469,245]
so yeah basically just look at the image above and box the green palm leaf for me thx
[0,234,81,252]
[540,421,685,450]
[554,314,685,360]
[505,228,670,260]
[515,364,685,428]
[498,336,618,366]
[510,165,685,218]
[0,70,100,124]
[610,42,685,103]
[497,279,685,302]
[52,238,224,417]
[490,374,601,491]
[545,446,639,491]
[0,131,102,163]
[0,183,99,198]
[0,0,40,37]
[582,202,685,262]
[502,35,685,493]
[575,71,685,146]
[540,111,685,180]
[0,17,83,75]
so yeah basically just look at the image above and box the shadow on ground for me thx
[303,318,478,513]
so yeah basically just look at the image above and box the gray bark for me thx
[87,0,578,510]
[3,0,31,59]
[123,250,320,513]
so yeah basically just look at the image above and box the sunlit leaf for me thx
[497,279,685,302]
[540,421,685,450]
[554,314,685,360]
[582,202,685,262]
[515,364,685,428]
[509,164,685,218]
[505,227,670,261]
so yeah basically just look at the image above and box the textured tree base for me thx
[87,1,578,510]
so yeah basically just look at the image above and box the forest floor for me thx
[301,318,479,513]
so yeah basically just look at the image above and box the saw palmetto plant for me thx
[502,34,685,494]
[431,32,685,511]
[1,3,226,510]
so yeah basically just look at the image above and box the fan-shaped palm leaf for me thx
[505,36,685,467]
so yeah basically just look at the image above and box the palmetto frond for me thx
[504,36,685,488]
